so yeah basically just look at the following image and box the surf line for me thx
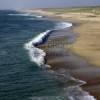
[24,22,72,67]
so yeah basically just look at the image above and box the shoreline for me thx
[44,26,100,99]
[24,9,100,99]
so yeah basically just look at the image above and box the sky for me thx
[0,0,100,9]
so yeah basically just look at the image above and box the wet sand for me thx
[39,27,100,100]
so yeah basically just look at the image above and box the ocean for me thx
[0,10,95,100]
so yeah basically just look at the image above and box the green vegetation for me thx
[43,6,100,14]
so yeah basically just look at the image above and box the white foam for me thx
[8,13,31,16]
[68,95,96,100]
[8,13,43,18]
[80,95,96,100]
[30,94,96,100]
[24,42,46,66]
[24,22,72,66]
[64,86,96,100]
[36,15,43,18]
[55,22,72,30]
[31,30,51,45]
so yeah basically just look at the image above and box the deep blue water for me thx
[0,10,61,100]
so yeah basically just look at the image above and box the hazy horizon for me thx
[0,0,100,10]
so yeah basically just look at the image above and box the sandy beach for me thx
[44,27,100,100]
[24,7,100,99]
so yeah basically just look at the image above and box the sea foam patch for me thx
[55,22,72,30]
[24,40,46,66]
[8,13,43,18]
[24,22,72,66]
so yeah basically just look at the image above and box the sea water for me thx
[0,10,95,100]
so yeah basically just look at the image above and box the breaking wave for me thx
[54,22,72,30]
[24,20,96,100]
[8,13,43,18]
[24,22,72,66]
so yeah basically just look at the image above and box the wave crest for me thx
[24,22,72,66]
[8,13,43,18]
[55,22,72,30]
